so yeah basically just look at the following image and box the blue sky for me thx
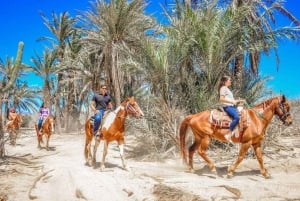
[1,0,299,99]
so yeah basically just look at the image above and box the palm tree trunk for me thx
[0,92,5,157]
[234,54,244,88]
[111,45,121,106]
[0,42,23,158]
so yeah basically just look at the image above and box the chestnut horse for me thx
[179,95,292,178]
[6,114,22,145]
[84,96,144,171]
[34,115,55,151]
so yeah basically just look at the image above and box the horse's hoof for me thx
[227,172,233,178]
[123,166,131,171]
[210,166,217,173]
[100,163,105,171]
[86,160,92,167]
[263,171,270,179]
[188,168,195,173]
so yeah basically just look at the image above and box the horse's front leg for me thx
[84,138,93,166]
[100,140,108,171]
[227,141,251,178]
[252,142,270,178]
[37,134,42,149]
[118,143,129,171]
[45,135,50,151]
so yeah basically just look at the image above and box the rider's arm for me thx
[107,102,113,110]
[220,95,235,105]
[90,100,97,113]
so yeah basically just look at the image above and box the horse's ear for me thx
[282,95,286,103]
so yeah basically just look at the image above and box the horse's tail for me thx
[179,114,194,165]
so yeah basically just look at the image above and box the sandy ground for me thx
[1,130,300,201]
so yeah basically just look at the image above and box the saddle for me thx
[209,105,250,138]
[89,111,111,126]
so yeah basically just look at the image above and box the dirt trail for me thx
[1,131,300,201]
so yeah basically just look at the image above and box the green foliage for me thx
[20,115,32,128]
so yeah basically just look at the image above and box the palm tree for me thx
[8,81,41,114]
[79,0,157,105]
[228,0,300,86]
[0,42,24,157]
[30,49,57,108]
[38,11,78,132]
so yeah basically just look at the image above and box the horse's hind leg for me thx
[188,139,201,173]
[227,141,251,177]
[197,135,216,172]
[252,142,270,178]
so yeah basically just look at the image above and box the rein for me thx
[251,97,290,123]
[115,102,139,118]
[277,101,290,121]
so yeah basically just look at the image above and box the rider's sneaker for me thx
[224,133,233,143]
[233,127,239,138]
[95,134,100,141]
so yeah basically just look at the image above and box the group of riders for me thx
[6,103,50,135]
[5,83,113,138]
[5,77,241,141]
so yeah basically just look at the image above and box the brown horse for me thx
[6,114,22,145]
[84,96,144,171]
[35,115,55,151]
[179,95,292,178]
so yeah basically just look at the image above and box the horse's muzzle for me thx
[284,121,292,126]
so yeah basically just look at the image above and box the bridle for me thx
[275,100,291,124]
[125,102,140,117]
[45,116,55,132]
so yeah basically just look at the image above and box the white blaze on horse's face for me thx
[50,118,55,132]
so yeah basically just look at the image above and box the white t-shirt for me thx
[220,86,235,106]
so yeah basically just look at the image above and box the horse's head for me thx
[275,95,292,126]
[12,114,22,128]
[124,96,144,118]
[46,115,55,132]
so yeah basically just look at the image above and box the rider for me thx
[90,84,113,140]
[6,107,18,128]
[38,102,50,134]
[218,75,244,142]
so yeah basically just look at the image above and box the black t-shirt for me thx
[92,93,111,110]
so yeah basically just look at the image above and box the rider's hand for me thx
[235,99,245,105]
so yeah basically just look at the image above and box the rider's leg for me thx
[224,106,240,142]
[93,109,105,136]
[38,119,43,133]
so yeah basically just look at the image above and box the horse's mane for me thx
[252,96,282,109]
